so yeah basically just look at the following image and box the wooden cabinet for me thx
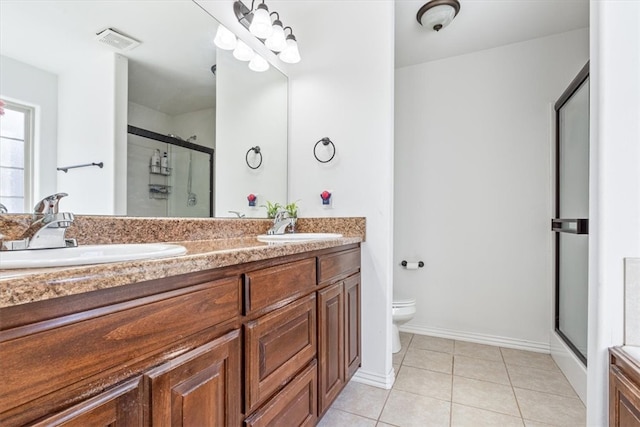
[244,361,318,427]
[316,249,362,416]
[245,294,317,413]
[344,274,361,380]
[610,347,640,427]
[30,378,144,426]
[146,330,242,427]
[0,244,361,427]
[317,282,345,414]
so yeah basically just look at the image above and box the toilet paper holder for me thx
[401,260,424,268]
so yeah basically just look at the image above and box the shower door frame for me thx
[128,125,214,217]
[553,62,590,366]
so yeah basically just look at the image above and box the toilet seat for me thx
[393,298,416,307]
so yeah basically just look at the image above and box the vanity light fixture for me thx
[416,0,461,32]
[249,54,270,72]
[234,0,301,62]
[213,25,237,50]
[233,40,255,61]
[278,27,301,64]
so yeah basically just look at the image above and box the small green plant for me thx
[284,201,300,219]
[261,200,282,219]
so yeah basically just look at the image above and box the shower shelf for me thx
[149,165,172,176]
[149,184,171,199]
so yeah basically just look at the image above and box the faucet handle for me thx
[33,193,69,216]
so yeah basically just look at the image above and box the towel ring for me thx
[313,137,336,163]
[245,146,262,169]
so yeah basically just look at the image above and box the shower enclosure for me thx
[127,126,213,217]
[553,63,590,365]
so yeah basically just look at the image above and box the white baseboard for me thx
[550,332,587,403]
[400,323,551,353]
[351,367,395,390]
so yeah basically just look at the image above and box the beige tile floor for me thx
[319,333,586,427]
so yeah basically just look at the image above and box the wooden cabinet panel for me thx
[146,329,242,427]
[30,377,143,426]
[344,274,361,380]
[244,361,318,427]
[610,347,640,427]
[317,282,345,414]
[317,248,360,285]
[245,294,317,413]
[1,277,239,414]
[244,259,316,315]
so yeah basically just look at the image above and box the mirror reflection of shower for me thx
[127,127,213,217]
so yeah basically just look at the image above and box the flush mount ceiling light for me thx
[234,0,301,63]
[416,0,461,32]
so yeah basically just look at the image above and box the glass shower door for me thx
[553,63,589,364]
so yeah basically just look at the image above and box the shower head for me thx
[187,135,197,142]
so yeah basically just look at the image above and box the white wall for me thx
[395,29,589,350]
[57,51,126,214]
[216,49,287,218]
[588,1,640,424]
[286,1,395,387]
[0,55,58,204]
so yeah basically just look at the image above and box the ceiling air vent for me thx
[95,28,140,52]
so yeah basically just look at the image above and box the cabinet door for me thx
[610,365,640,427]
[30,378,143,426]
[344,274,361,380]
[245,294,317,413]
[145,329,242,427]
[244,361,317,427]
[317,282,345,414]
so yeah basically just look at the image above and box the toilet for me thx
[392,297,416,353]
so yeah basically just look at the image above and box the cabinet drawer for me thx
[317,248,360,285]
[245,294,317,412]
[0,277,240,414]
[244,258,316,315]
[244,360,317,427]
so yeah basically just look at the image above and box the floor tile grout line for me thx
[500,346,526,423]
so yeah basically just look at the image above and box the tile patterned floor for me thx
[319,333,586,427]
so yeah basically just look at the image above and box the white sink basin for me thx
[0,243,187,269]
[257,233,343,243]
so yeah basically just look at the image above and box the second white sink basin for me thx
[0,243,187,269]
[257,233,343,243]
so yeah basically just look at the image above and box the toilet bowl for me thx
[392,297,416,353]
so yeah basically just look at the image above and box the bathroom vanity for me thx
[0,217,364,426]
[609,347,640,426]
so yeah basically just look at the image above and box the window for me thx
[0,101,33,212]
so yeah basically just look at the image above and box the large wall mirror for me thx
[0,0,287,218]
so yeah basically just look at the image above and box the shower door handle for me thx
[551,218,589,234]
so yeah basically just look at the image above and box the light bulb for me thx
[249,55,270,72]
[278,35,301,64]
[249,3,273,39]
[265,20,287,52]
[233,40,254,61]
[213,25,237,50]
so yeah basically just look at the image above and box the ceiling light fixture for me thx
[416,0,461,32]
[234,0,301,63]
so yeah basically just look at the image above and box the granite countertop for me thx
[0,235,362,308]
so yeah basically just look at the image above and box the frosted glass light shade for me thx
[249,3,273,39]
[278,36,300,64]
[265,21,287,52]
[421,5,456,30]
[249,55,270,72]
[233,40,254,61]
[213,25,237,50]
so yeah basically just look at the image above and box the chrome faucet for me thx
[2,193,77,251]
[0,203,7,214]
[267,211,295,235]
